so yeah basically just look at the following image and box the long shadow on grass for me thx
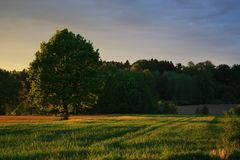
[92,117,193,153]
[0,123,65,136]
[37,124,107,142]
[167,153,220,160]
[0,150,89,160]
[118,117,211,152]
[1,125,148,160]
[36,122,149,146]
[75,125,148,146]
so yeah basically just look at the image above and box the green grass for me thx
[0,115,226,160]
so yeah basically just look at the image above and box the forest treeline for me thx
[0,29,240,116]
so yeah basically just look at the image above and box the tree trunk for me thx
[63,103,68,114]
[61,103,69,120]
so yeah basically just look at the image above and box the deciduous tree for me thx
[28,29,101,118]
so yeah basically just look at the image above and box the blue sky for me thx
[0,0,240,70]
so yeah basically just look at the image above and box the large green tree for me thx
[28,29,101,116]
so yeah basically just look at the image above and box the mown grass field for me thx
[0,115,226,160]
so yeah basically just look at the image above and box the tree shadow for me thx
[167,153,220,160]
[228,151,240,160]
[0,150,89,160]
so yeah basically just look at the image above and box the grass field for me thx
[0,115,228,160]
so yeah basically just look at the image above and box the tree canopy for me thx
[28,29,101,116]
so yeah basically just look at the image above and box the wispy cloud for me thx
[0,0,239,70]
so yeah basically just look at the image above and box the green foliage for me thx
[195,70,215,104]
[28,29,101,116]
[221,116,240,157]
[195,60,215,72]
[158,71,199,104]
[226,105,240,116]
[98,70,158,114]
[223,92,236,103]
[0,69,21,114]
[195,107,201,114]
[131,59,175,73]
[157,100,178,114]
[10,104,39,115]
[218,106,240,158]
[195,106,209,115]
[215,64,231,85]
[201,106,209,115]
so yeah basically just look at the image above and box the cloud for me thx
[0,0,240,70]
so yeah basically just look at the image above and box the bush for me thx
[219,106,240,158]
[201,105,209,115]
[226,105,240,116]
[221,116,240,157]
[195,105,209,115]
[195,107,201,114]
[157,101,178,114]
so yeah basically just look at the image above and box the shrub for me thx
[219,106,240,158]
[195,106,209,115]
[157,101,178,114]
[225,105,240,116]
[221,116,240,157]
[195,107,201,114]
[201,105,209,115]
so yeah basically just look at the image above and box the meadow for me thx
[0,115,228,160]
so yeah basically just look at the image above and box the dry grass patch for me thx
[0,116,60,123]
[68,115,145,122]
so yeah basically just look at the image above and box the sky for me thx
[0,0,240,71]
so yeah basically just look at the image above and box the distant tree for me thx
[157,100,178,114]
[131,59,175,73]
[130,61,143,72]
[231,65,240,84]
[102,61,128,70]
[176,63,183,72]
[98,70,157,114]
[143,69,157,89]
[201,105,209,115]
[215,64,231,85]
[124,60,130,69]
[188,61,195,68]
[195,107,201,115]
[10,70,39,115]
[28,29,101,118]
[195,61,215,72]
[195,70,215,104]
[158,71,198,104]
[231,65,240,101]
[15,70,30,105]
[0,69,20,114]
[182,61,197,75]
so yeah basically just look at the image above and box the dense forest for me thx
[0,29,240,116]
